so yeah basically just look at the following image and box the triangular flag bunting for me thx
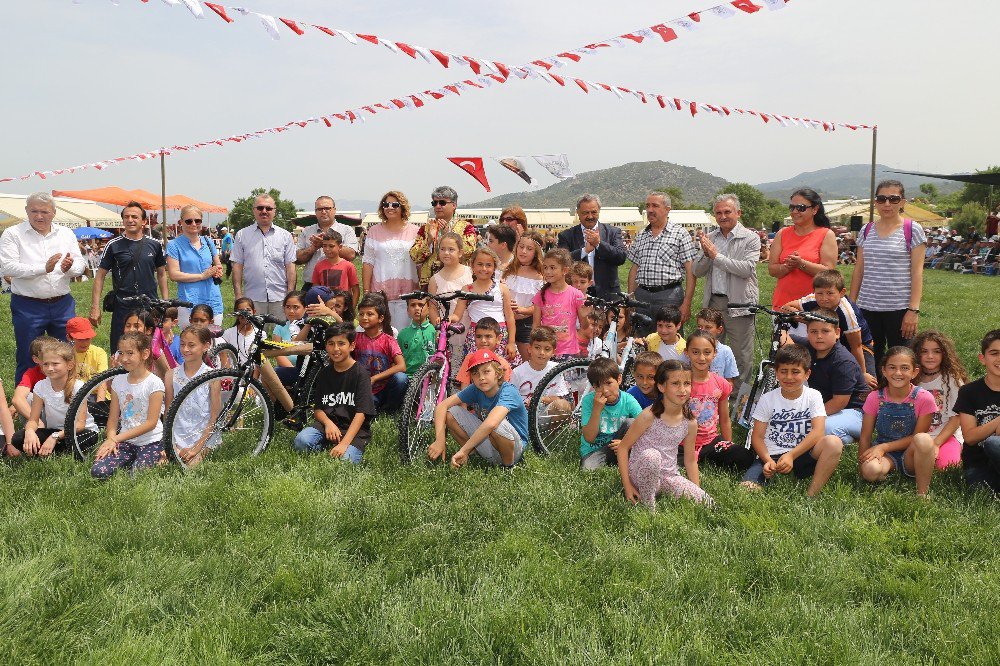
[280,18,305,35]
[532,154,574,180]
[494,157,537,189]
[204,2,231,22]
[447,157,491,192]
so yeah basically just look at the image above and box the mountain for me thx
[471,161,729,209]
[754,164,962,200]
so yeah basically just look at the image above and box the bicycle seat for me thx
[632,313,653,329]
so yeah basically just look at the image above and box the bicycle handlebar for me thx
[232,310,286,328]
[120,295,194,310]
[585,292,643,310]
[400,290,494,303]
[728,303,838,326]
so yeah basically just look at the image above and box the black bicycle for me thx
[62,294,198,461]
[160,310,336,469]
[728,303,837,430]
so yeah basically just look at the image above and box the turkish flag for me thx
[447,157,491,192]
[649,24,678,43]
[731,0,763,12]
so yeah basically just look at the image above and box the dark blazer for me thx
[557,222,627,298]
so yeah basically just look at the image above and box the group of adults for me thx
[0,182,921,391]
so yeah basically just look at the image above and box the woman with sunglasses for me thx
[499,206,528,240]
[769,188,837,308]
[409,186,478,289]
[166,205,224,328]
[363,191,419,328]
[849,180,926,368]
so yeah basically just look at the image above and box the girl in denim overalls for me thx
[858,346,939,496]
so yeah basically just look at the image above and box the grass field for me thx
[0,264,997,664]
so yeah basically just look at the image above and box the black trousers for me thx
[11,428,72,455]
[861,308,911,373]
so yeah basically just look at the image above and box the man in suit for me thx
[557,194,627,299]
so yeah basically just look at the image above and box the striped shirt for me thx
[627,223,698,286]
[856,221,926,311]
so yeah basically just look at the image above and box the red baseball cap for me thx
[66,316,97,340]
[465,348,502,370]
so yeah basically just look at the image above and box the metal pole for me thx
[160,148,168,249]
[868,126,878,224]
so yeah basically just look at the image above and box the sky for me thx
[4,0,998,213]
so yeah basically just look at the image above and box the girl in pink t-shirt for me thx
[858,346,939,496]
[685,330,754,470]
[531,248,588,358]
[912,330,967,470]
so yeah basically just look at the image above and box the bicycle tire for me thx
[739,362,776,437]
[527,358,592,456]
[207,342,239,369]
[63,367,127,462]
[163,368,274,469]
[398,360,444,463]
[620,354,637,392]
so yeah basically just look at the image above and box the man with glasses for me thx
[627,192,697,337]
[89,201,169,353]
[231,194,296,323]
[558,194,627,300]
[296,195,360,291]
[0,192,86,382]
[693,194,761,391]
[409,185,477,289]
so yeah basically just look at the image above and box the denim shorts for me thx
[886,449,915,477]
[742,450,818,486]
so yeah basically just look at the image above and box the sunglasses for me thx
[431,200,453,207]
[381,201,402,209]
[182,218,203,225]
[788,203,813,213]
[499,216,519,223]
[875,195,903,204]
[255,206,275,212]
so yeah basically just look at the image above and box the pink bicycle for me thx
[396,289,493,463]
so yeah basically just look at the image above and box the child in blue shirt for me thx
[689,308,739,386]
[581,356,643,470]
[626,351,662,409]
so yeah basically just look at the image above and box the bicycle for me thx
[526,292,650,456]
[62,294,199,461]
[727,303,838,431]
[160,309,337,469]
[396,289,494,463]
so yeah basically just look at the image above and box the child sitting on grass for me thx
[955,329,1000,494]
[10,336,50,421]
[643,305,686,362]
[293,323,375,464]
[509,326,570,416]
[858,346,939,497]
[164,325,220,467]
[455,318,512,388]
[398,295,437,377]
[354,292,407,412]
[689,308,739,387]
[912,330,967,470]
[741,344,844,496]
[625,351,662,409]
[616,360,713,508]
[12,341,87,457]
[580,356,643,471]
[429,349,528,469]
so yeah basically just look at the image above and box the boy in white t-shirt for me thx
[509,326,571,417]
[741,344,844,496]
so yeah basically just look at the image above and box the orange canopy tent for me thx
[52,187,227,213]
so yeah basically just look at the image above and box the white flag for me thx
[256,13,281,39]
[708,6,737,19]
[533,154,574,180]
[178,0,204,18]
[669,17,699,31]
[762,0,787,9]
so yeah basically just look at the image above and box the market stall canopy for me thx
[52,187,227,212]
[74,227,113,240]
[53,198,122,227]
[889,170,1000,187]
[166,194,228,214]
[817,199,947,227]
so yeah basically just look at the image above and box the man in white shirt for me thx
[231,193,296,321]
[295,195,359,290]
[0,192,85,382]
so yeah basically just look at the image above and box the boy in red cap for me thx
[66,316,108,391]
[429,348,528,469]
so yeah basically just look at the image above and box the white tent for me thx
[0,193,122,229]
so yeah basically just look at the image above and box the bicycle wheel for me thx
[527,358,592,456]
[207,342,239,369]
[738,361,776,429]
[163,368,274,469]
[63,367,127,462]
[398,360,444,463]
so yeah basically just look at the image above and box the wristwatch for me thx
[906,308,920,314]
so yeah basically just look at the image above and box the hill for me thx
[754,164,962,200]
[471,161,729,208]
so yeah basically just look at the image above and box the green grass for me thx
[0,266,997,664]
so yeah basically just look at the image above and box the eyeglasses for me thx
[499,216,519,223]
[431,200,453,207]
[315,206,334,212]
[788,203,813,213]
[875,195,903,204]
[182,218,203,225]
[381,201,402,209]
[255,206,275,212]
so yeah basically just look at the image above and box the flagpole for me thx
[868,126,878,224]
[160,148,168,249]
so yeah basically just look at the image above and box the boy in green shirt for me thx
[398,296,436,376]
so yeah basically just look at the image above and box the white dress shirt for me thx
[0,221,85,298]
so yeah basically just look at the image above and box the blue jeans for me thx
[965,435,1000,494]
[11,293,75,383]
[292,426,363,464]
[825,408,863,445]
[373,372,408,412]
